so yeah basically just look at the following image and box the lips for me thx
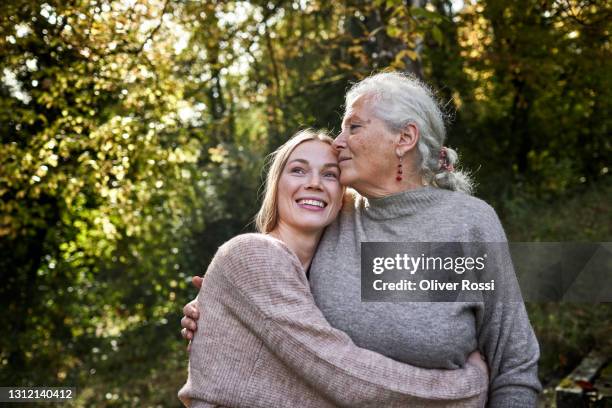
[296,197,328,209]
[338,156,351,164]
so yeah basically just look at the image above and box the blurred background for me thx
[1,0,610,406]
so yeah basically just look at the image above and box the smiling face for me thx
[275,140,343,234]
[333,96,400,196]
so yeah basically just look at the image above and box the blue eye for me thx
[290,167,305,174]
[324,172,338,179]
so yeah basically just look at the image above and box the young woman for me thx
[178,129,488,407]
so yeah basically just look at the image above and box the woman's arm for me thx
[207,233,488,407]
[473,207,542,407]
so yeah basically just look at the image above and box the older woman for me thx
[182,73,541,407]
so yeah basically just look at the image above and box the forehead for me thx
[343,96,373,122]
[288,140,336,161]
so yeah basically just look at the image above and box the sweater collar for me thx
[362,186,444,220]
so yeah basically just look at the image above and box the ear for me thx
[395,123,419,157]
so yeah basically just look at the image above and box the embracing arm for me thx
[479,299,540,407]
[475,207,542,407]
[210,234,487,407]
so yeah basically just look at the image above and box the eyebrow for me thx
[343,115,369,125]
[288,159,340,169]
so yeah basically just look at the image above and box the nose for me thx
[333,130,347,152]
[305,172,323,190]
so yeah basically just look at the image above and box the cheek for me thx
[276,180,295,213]
[327,184,344,213]
[278,174,298,196]
[349,135,368,155]
[347,141,366,170]
[354,148,382,174]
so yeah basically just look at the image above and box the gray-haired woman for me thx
[182,72,541,407]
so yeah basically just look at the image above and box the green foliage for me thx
[1,0,610,406]
[444,0,611,202]
[0,0,261,401]
[501,182,612,385]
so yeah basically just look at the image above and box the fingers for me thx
[467,350,481,364]
[181,327,193,340]
[467,351,489,377]
[182,301,200,320]
[192,275,203,289]
[181,299,199,343]
[181,316,197,332]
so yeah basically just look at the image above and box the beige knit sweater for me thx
[178,233,488,407]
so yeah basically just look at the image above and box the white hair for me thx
[345,72,474,194]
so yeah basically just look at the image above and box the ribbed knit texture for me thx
[310,186,542,408]
[178,233,489,407]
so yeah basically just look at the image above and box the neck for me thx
[357,170,426,199]
[269,222,322,270]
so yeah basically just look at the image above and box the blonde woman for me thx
[178,129,488,407]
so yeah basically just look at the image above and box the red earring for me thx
[396,155,403,181]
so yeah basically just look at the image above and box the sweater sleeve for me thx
[473,207,542,407]
[214,234,488,407]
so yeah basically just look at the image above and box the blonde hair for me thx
[255,129,335,233]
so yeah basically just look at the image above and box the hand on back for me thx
[180,276,202,351]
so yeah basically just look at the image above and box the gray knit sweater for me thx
[310,186,542,408]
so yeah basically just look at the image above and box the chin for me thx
[296,217,332,232]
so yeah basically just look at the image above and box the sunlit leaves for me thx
[0,0,216,396]
[1,0,610,404]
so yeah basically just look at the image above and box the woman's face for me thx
[333,97,399,195]
[276,140,343,233]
